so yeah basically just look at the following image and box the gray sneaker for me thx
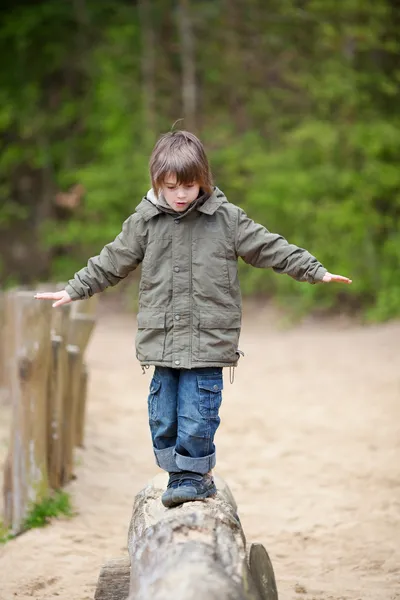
[171,472,217,505]
[161,472,184,508]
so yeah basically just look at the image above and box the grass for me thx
[0,490,73,544]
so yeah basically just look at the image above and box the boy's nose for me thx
[177,190,186,199]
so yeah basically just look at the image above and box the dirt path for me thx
[1,302,399,600]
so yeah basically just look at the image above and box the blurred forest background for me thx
[0,0,399,319]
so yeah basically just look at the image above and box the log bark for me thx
[3,291,52,533]
[126,474,265,600]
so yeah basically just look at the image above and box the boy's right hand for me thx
[34,290,72,308]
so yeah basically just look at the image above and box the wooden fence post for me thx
[47,304,71,490]
[67,297,97,450]
[3,291,52,534]
[60,296,97,484]
[0,290,6,401]
[75,363,88,448]
[61,344,82,485]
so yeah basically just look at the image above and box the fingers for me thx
[331,274,352,284]
[34,291,72,307]
[322,273,352,284]
[52,298,69,308]
[34,292,59,300]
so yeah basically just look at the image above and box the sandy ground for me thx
[0,301,399,600]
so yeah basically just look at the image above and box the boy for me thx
[35,130,351,507]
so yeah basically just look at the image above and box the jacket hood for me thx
[145,187,211,218]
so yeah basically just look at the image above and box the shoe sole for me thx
[171,485,217,505]
[161,491,176,508]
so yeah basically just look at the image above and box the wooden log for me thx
[94,557,130,600]
[248,544,278,600]
[3,291,52,533]
[125,474,276,600]
[94,475,279,600]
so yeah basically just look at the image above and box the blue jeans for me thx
[147,367,223,474]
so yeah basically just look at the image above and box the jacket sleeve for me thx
[234,208,327,284]
[65,213,145,300]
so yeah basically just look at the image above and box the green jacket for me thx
[65,188,327,368]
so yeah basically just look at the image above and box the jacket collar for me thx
[136,187,226,221]
[197,190,226,215]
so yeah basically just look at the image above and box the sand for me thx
[0,301,399,600]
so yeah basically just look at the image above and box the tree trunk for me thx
[177,0,197,131]
[138,0,157,139]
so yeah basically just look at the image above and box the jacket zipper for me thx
[189,224,192,367]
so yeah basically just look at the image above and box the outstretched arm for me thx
[235,208,351,284]
[35,213,145,306]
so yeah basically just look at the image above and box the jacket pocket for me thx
[198,311,241,361]
[147,377,161,422]
[136,310,166,361]
[197,376,223,418]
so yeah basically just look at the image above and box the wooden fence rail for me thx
[0,288,97,534]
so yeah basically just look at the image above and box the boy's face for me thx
[161,175,200,212]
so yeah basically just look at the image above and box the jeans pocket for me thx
[197,376,223,419]
[148,377,161,422]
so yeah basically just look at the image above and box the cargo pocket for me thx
[198,311,241,361]
[147,377,161,422]
[136,310,166,361]
[197,376,223,418]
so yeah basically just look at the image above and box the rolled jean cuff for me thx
[153,446,181,472]
[174,449,216,475]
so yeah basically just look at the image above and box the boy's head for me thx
[149,131,213,212]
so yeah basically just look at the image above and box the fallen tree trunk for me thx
[94,474,278,600]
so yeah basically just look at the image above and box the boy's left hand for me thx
[322,272,352,284]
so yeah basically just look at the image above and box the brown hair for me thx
[149,130,213,196]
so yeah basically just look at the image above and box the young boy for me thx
[35,130,351,508]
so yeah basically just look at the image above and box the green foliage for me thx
[210,116,400,319]
[23,490,73,530]
[0,521,14,544]
[0,490,73,544]
[1,0,399,319]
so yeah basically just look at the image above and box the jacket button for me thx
[174,219,180,224]
[175,315,180,321]
[174,266,180,272]
[175,359,181,365]
[213,385,219,391]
